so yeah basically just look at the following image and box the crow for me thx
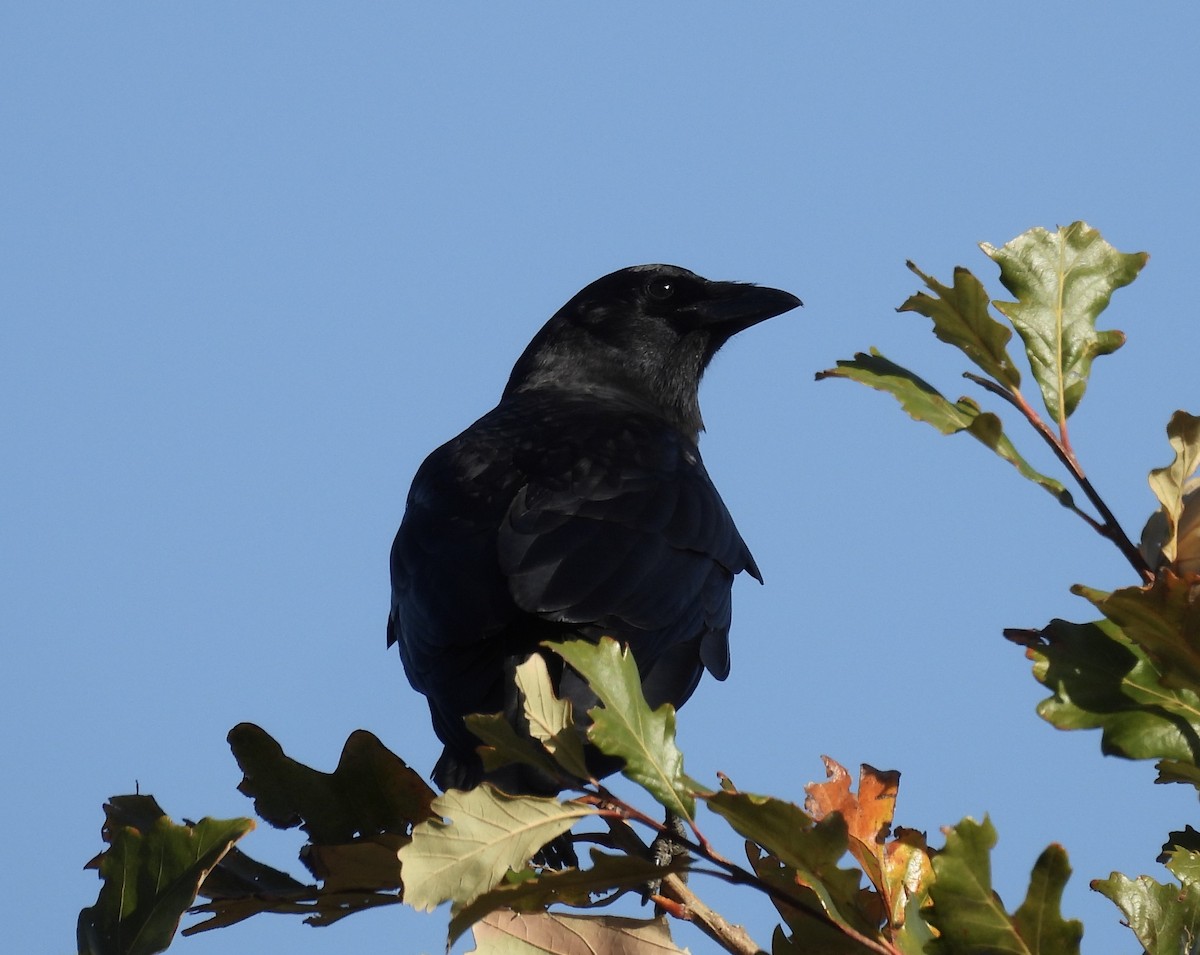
[388,264,800,794]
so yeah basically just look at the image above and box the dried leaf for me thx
[468,910,683,954]
[804,759,931,933]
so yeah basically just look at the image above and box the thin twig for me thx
[586,789,898,955]
[654,874,764,955]
[963,372,1154,582]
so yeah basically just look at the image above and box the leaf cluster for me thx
[821,222,1200,951]
[79,222,1200,954]
[79,640,1086,955]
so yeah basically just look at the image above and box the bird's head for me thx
[504,265,801,437]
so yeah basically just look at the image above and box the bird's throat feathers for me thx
[505,324,713,439]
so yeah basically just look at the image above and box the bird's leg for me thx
[645,810,690,902]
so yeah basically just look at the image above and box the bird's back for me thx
[388,387,759,789]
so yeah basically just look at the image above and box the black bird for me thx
[388,265,800,793]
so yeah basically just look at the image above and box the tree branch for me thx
[963,372,1154,582]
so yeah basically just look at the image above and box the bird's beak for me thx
[691,282,803,335]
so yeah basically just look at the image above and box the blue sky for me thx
[5,4,1199,952]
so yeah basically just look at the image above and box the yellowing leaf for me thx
[706,789,872,941]
[1143,411,1200,569]
[1081,576,1200,690]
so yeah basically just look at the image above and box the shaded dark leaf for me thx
[227,724,436,844]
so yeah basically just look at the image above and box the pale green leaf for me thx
[399,786,595,912]
[982,221,1145,424]
[515,655,592,781]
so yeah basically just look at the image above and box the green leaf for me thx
[1165,847,1200,890]
[449,850,687,944]
[1010,616,1200,762]
[1145,411,1200,568]
[1092,871,1200,955]
[467,910,684,954]
[816,350,1070,504]
[1012,845,1083,955]
[1156,760,1200,792]
[547,638,693,819]
[926,817,1080,955]
[747,847,877,954]
[898,262,1021,389]
[515,654,592,781]
[399,785,595,912]
[982,221,1145,424]
[227,724,436,843]
[467,712,569,780]
[706,791,871,939]
[1081,577,1200,691]
[77,797,253,955]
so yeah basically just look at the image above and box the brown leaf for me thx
[302,833,407,893]
[804,757,931,930]
[805,758,899,879]
[468,910,683,954]
[1082,573,1200,689]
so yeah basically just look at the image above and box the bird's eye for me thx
[646,278,675,301]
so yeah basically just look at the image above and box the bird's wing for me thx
[497,411,759,686]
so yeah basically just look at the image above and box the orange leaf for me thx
[805,757,931,930]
